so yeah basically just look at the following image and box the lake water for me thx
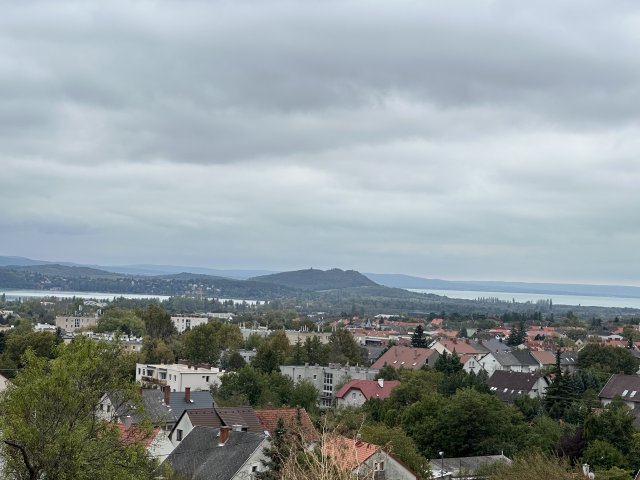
[408,289,640,309]
[0,290,264,305]
[1,290,170,301]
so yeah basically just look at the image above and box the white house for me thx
[136,362,224,391]
[335,379,400,408]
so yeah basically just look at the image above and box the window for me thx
[352,392,356,399]
[206,376,210,382]
[374,462,385,471]
[137,368,141,374]
[251,465,259,472]
[321,398,332,407]
[313,374,317,380]
[623,390,629,396]
[176,429,183,442]
[107,405,111,413]
[323,372,333,393]
[160,372,167,380]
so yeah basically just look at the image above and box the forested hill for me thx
[0,264,301,299]
[249,268,378,291]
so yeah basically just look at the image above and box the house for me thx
[470,350,539,377]
[371,346,439,370]
[323,435,418,480]
[136,362,224,391]
[99,386,214,431]
[279,364,378,408]
[430,454,511,479]
[169,406,262,447]
[531,350,579,374]
[432,339,488,359]
[117,422,174,462]
[335,379,400,408]
[162,426,269,480]
[255,407,320,443]
[488,371,549,403]
[599,374,640,410]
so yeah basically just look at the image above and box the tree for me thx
[141,337,175,364]
[578,343,639,375]
[220,351,246,371]
[582,440,627,471]
[327,329,364,365]
[376,364,400,381]
[0,331,58,375]
[411,325,428,348]
[0,336,156,480]
[506,321,526,347]
[477,452,575,480]
[95,308,145,337]
[290,380,319,413]
[137,305,176,340]
[257,417,290,480]
[182,322,243,366]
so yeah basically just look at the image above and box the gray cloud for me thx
[2,0,640,284]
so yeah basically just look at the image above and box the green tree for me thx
[376,364,400,381]
[583,400,635,454]
[411,325,428,348]
[257,417,290,480]
[0,331,58,375]
[137,305,176,340]
[478,452,575,480]
[0,336,156,480]
[578,343,639,375]
[95,308,145,336]
[506,321,526,347]
[220,351,246,371]
[141,337,175,364]
[290,380,319,413]
[582,440,627,471]
[327,329,364,365]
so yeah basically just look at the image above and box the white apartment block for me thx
[171,315,210,333]
[55,315,98,333]
[136,363,224,392]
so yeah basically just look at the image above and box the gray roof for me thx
[599,374,640,403]
[488,371,548,403]
[116,389,214,426]
[479,338,510,353]
[490,351,519,367]
[163,426,267,480]
[430,455,511,475]
[511,350,538,366]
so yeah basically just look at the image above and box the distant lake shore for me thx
[408,288,640,309]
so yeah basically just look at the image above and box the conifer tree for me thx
[411,325,428,348]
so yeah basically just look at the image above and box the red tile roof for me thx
[531,350,556,366]
[255,408,320,442]
[117,424,160,449]
[323,435,381,471]
[371,346,438,370]
[335,379,400,401]
[438,339,484,355]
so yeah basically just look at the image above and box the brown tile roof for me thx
[599,374,640,403]
[215,407,263,433]
[186,408,224,428]
[371,346,438,370]
[255,407,320,442]
[335,379,400,401]
[531,350,556,366]
[438,339,487,355]
[488,371,548,403]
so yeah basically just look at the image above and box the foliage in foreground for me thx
[0,337,157,480]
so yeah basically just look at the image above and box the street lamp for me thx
[439,451,444,478]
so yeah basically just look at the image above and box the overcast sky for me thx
[2,0,640,285]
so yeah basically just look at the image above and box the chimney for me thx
[219,426,230,446]
[163,385,171,406]
[377,378,384,388]
[185,387,191,403]
[122,415,133,430]
[355,433,362,446]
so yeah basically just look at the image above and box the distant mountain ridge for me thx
[249,268,378,291]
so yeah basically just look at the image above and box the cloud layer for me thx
[2,0,640,284]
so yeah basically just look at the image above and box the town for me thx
[1,291,640,479]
